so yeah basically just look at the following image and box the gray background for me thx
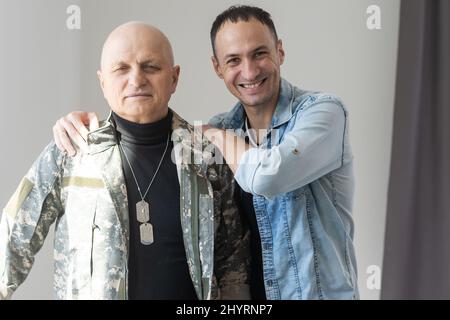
[0,0,400,300]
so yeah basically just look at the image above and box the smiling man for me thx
[204,6,359,300]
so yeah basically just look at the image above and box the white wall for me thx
[0,0,82,300]
[0,0,400,300]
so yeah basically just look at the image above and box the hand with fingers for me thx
[53,111,100,156]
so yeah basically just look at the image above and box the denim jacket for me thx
[209,78,359,299]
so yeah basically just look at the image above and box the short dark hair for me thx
[210,5,278,57]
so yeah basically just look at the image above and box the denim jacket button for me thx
[266,280,273,287]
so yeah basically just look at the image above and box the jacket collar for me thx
[86,109,211,176]
[85,109,200,152]
[86,112,118,155]
[171,109,213,177]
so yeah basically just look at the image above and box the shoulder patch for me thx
[4,177,34,220]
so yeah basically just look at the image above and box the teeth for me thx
[241,80,264,89]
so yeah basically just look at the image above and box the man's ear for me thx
[211,56,224,79]
[170,65,181,94]
[277,39,286,66]
[97,70,105,90]
[97,70,108,100]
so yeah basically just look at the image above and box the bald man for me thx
[0,22,250,300]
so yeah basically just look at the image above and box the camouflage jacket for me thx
[0,110,250,300]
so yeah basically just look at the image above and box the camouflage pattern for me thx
[0,110,250,300]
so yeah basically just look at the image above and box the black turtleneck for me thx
[113,110,198,300]
[238,118,267,300]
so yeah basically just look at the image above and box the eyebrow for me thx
[223,53,239,60]
[252,45,270,53]
[110,59,159,68]
[223,45,270,60]
[110,61,127,70]
[139,59,159,65]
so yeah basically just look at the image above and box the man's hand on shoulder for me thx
[53,111,99,156]
[202,124,251,173]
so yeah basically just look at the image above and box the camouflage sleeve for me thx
[211,163,251,300]
[0,142,65,299]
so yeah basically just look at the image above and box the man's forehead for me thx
[215,20,275,56]
[101,23,174,68]
[108,49,161,63]
[102,41,168,68]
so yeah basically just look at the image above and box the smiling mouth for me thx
[239,78,266,89]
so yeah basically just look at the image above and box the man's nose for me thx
[241,59,260,81]
[128,69,147,88]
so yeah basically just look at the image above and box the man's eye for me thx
[143,65,159,72]
[255,51,267,58]
[114,66,128,72]
[226,58,239,66]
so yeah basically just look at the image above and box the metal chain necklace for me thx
[118,132,170,245]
